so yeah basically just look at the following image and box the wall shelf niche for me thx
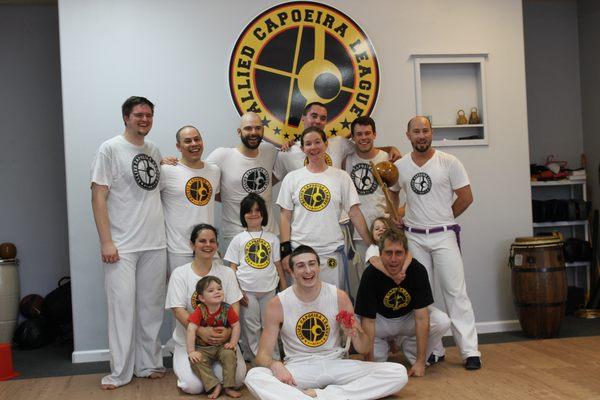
[412,53,489,147]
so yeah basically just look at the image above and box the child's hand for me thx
[224,342,237,351]
[188,351,203,363]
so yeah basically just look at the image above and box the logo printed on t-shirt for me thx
[185,177,213,206]
[245,238,271,269]
[410,172,431,195]
[242,167,269,194]
[296,311,330,347]
[299,183,331,211]
[327,257,337,269]
[350,163,378,195]
[132,154,159,190]
[191,291,201,310]
[383,287,411,311]
[304,153,333,167]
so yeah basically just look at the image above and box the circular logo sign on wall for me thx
[230,1,379,145]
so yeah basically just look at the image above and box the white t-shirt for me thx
[278,283,343,363]
[223,230,280,292]
[165,262,243,345]
[277,166,360,254]
[393,150,470,228]
[90,135,166,253]
[344,150,390,241]
[206,142,278,239]
[160,162,221,254]
[365,244,380,265]
[273,136,354,180]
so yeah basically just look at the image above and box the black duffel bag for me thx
[43,277,72,327]
[563,238,592,262]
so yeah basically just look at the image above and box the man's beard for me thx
[241,134,263,149]
[414,141,431,153]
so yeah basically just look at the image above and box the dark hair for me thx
[195,276,222,295]
[377,228,408,252]
[190,223,218,243]
[302,101,327,116]
[121,96,154,118]
[176,125,200,142]
[239,193,268,228]
[300,127,328,147]
[406,115,432,132]
[369,217,393,244]
[289,245,320,271]
[351,116,376,136]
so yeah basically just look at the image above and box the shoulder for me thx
[170,262,192,278]
[436,150,460,165]
[407,258,428,278]
[212,263,237,281]
[206,147,229,161]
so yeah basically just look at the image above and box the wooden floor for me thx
[2,336,599,399]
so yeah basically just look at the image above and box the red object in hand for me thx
[336,310,355,329]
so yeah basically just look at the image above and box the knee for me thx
[178,379,204,394]
[221,348,236,363]
[244,367,270,387]
[384,362,408,388]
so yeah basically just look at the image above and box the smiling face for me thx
[406,116,433,153]
[190,228,218,260]
[301,104,328,129]
[290,252,321,289]
[351,123,376,154]
[372,219,388,242]
[244,202,263,230]
[301,130,328,165]
[238,113,264,149]
[198,280,224,307]
[176,127,203,163]
[124,104,153,137]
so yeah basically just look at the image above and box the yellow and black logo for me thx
[304,153,332,166]
[327,257,337,269]
[383,287,411,311]
[185,177,213,206]
[299,183,331,211]
[191,291,200,310]
[230,1,379,145]
[245,238,271,269]
[296,311,330,347]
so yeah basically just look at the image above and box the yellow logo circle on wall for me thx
[383,287,411,311]
[299,183,331,211]
[230,1,379,145]
[244,238,271,269]
[296,311,330,347]
[185,177,212,206]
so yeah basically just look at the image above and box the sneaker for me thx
[427,354,445,365]
[464,356,482,370]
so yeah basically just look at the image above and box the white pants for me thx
[172,342,246,394]
[350,239,369,299]
[406,230,480,359]
[240,290,280,360]
[102,249,167,387]
[372,306,451,364]
[167,252,194,277]
[245,358,407,400]
[317,250,344,290]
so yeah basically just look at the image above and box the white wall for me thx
[59,0,532,359]
[523,0,584,168]
[0,6,70,299]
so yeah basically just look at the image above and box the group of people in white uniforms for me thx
[90,95,481,396]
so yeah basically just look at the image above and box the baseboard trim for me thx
[73,320,522,363]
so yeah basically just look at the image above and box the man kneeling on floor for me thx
[355,228,451,376]
[245,245,407,399]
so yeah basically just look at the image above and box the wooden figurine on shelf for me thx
[456,109,468,125]
[468,107,481,124]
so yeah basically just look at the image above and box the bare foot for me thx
[303,388,317,397]
[224,388,242,398]
[148,371,165,379]
[208,383,222,399]
[100,384,117,390]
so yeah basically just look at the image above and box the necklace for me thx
[247,229,264,240]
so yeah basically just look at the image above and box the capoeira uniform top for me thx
[276,166,360,255]
[223,230,281,292]
[393,150,469,229]
[354,260,434,319]
[166,262,243,346]
[205,142,278,238]
[273,136,353,181]
[90,135,166,252]
[160,162,220,255]
[344,149,390,241]
[278,282,344,363]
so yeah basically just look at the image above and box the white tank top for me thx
[278,282,344,363]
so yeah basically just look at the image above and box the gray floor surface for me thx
[7,315,599,380]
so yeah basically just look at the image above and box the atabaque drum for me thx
[0,258,20,343]
[509,236,567,338]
